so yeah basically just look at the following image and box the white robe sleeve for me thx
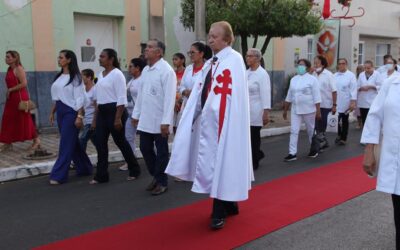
[285,80,293,103]
[329,73,337,92]
[114,71,128,106]
[350,74,357,100]
[131,79,143,120]
[161,69,177,125]
[360,82,390,144]
[312,77,321,104]
[73,80,85,111]
[259,71,271,109]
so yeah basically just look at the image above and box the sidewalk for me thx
[0,110,291,182]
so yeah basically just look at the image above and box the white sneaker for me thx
[119,164,128,171]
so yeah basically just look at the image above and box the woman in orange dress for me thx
[0,51,40,152]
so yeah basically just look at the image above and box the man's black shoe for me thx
[146,179,157,191]
[210,218,225,230]
[284,154,297,162]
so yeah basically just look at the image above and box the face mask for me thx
[297,65,307,75]
[385,64,394,71]
[315,67,323,73]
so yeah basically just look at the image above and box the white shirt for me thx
[132,58,177,133]
[357,71,381,108]
[83,85,96,125]
[313,69,337,108]
[247,66,271,126]
[377,65,387,74]
[126,77,142,115]
[286,73,321,115]
[334,70,357,113]
[95,68,127,106]
[50,74,85,111]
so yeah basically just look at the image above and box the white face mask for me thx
[315,67,323,73]
[385,63,394,71]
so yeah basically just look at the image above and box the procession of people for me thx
[2,20,400,235]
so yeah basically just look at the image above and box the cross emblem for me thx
[213,69,232,141]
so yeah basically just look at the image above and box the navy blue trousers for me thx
[50,101,93,183]
[94,103,140,182]
[139,131,169,187]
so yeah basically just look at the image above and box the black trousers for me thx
[139,131,169,187]
[250,126,263,170]
[315,108,331,133]
[338,113,349,141]
[212,199,238,219]
[393,194,400,250]
[360,108,370,126]
[94,103,140,182]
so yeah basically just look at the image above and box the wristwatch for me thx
[333,104,337,106]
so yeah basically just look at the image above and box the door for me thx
[74,14,119,75]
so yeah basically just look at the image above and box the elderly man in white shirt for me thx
[283,59,321,161]
[357,60,381,126]
[313,55,337,150]
[245,48,271,170]
[132,39,176,196]
[334,58,357,145]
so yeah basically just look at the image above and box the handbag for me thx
[326,112,339,133]
[18,87,36,112]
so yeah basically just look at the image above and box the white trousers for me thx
[125,116,137,156]
[289,112,315,155]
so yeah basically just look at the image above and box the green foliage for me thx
[180,0,322,55]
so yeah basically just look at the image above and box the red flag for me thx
[322,0,331,19]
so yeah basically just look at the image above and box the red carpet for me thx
[35,156,375,250]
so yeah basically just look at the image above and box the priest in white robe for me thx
[165,21,253,230]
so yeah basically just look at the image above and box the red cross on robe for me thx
[213,69,232,141]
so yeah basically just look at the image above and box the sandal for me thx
[29,138,41,151]
[89,179,99,185]
[127,176,137,181]
[49,180,61,185]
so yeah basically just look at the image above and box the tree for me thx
[180,0,322,57]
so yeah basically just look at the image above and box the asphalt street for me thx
[1,128,392,250]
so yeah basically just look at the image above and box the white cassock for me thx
[361,76,400,195]
[165,46,253,201]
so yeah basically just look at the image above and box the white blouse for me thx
[334,70,357,113]
[247,66,271,126]
[95,68,127,106]
[357,71,381,109]
[313,69,337,109]
[50,74,85,111]
[286,73,321,115]
[126,77,142,115]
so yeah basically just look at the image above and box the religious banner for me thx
[314,19,340,70]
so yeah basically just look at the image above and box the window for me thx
[307,38,314,61]
[358,42,364,65]
[375,43,391,67]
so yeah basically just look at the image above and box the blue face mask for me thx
[296,65,307,75]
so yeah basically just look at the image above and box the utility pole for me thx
[194,0,206,41]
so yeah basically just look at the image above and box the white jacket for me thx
[361,76,400,195]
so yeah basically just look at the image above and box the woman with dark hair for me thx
[49,50,92,184]
[119,58,146,171]
[177,42,212,124]
[283,59,321,161]
[313,55,337,150]
[90,48,140,184]
[0,51,40,152]
[172,52,186,134]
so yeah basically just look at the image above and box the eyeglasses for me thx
[187,51,198,56]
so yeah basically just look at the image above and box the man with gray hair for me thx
[132,39,177,195]
[245,48,271,170]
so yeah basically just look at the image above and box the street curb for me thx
[0,126,293,182]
